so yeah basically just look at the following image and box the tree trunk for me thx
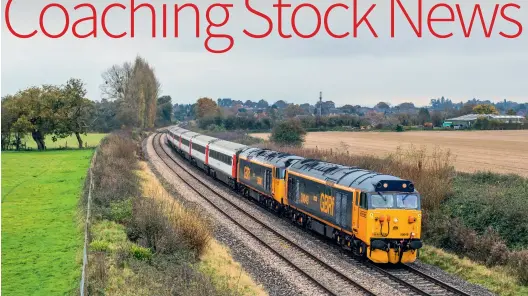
[15,133,21,151]
[32,131,45,151]
[75,132,83,149]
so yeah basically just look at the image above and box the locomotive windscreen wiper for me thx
[377,192,387,202]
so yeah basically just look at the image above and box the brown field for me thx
[251,130,528,177]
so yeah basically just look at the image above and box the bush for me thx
[130,244,153,261]
[110,199,132,224]
[90,240,111,252]
[91,132,141,218]
[508,250,528,285]
[446,172,528,249]
[128,197,211,258]
[270,119,307,147]
[91,220,128,245]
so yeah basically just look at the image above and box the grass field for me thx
[251,130,528,176]
[1,150,95,295]
[20,133,107,149]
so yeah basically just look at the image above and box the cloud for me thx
[2,0,527,106]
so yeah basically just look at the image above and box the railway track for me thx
[358,261,471,296]
[151,132,473,296]
[151,133,376,296]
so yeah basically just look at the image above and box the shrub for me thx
[128,197,211,258]
[90,240,111,252]
[91,132,141,218]
[91,220,128,245]
[270,119,307,147]
[130,244,153,261]
[110,199,133,223]
[446,172,528,249]
[508,250,528,285]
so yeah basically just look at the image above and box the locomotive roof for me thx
[239,148,305,168]
[288,159,416,193]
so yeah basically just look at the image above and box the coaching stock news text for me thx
[4,0,525,54]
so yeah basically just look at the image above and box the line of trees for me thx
[2,55,165,151]
[1,78,93,150]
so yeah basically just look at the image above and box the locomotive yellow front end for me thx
[357,181,423,264]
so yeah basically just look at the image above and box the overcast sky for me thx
[2,0,527,107]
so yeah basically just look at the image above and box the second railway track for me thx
[152,133,376,296]
[150,132,474,296]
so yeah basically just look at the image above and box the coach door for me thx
[352,191,359,233]
[335,191,345,229]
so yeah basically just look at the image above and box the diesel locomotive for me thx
[166,126,423,264]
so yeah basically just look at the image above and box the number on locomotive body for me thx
[300,193,310,205]
[320,193,335,216]
[244,166,250,180]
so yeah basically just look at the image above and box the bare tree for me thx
[100,56,160,129]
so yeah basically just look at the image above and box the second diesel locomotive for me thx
[166,126,423,264]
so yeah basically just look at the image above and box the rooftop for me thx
[446,114,525,121]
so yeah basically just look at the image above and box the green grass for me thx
[1,150,96,295]
[419,246,528,296]
[20,133,107,150]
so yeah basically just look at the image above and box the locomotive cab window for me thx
[396,193,420,209]
[368,193,421,210]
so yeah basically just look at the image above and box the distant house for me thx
[443,114,525,128]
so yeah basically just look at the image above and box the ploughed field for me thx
[251,130,528,176]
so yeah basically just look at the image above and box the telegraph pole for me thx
[316,91,323,127]
[318,91,323,117]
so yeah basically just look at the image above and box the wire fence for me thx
[80,149,97,296]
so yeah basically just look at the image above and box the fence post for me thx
[80,149,97,296]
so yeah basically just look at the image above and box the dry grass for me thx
[134,162,212,257]
[199,241,268,296]
[137,162,266,295]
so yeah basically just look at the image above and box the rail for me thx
[152,133,376,296]
[153,132,472,296]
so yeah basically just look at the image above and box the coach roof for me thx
[288,159,416,193]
